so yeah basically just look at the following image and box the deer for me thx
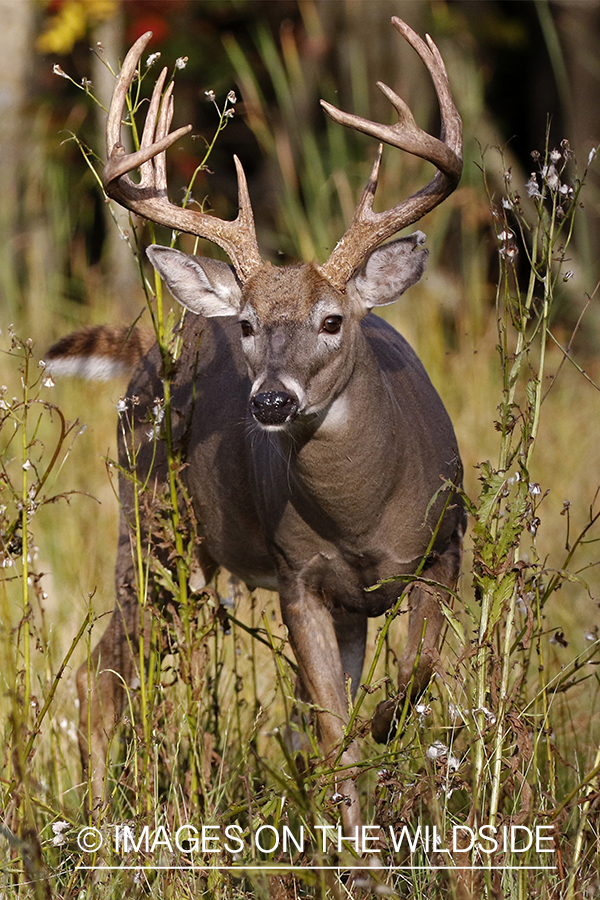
[47,17,464,832]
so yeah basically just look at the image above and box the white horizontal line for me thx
[79,865,558,872]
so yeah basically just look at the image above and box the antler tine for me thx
[319,17,462,290]
[139,66,169,186]
[103,33,264,282]
[153,80,175,193]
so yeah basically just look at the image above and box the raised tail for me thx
[44,325,155,381]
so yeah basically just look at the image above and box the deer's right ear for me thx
[146,245,243,317]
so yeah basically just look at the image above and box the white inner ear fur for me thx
[146,245,242,317]
[347,231,429,309]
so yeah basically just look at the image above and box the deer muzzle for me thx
[250,390,299,427]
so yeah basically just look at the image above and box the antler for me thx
[103,31,263,282]
[318,17,463,289]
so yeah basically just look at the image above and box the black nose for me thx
[251,390,299,426]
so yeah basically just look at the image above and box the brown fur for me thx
[243,263,343,321]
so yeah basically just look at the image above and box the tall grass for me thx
[1,8,600,899]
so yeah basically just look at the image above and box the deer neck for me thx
[273,332,401,530]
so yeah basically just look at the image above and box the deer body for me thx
[49,18,465,829]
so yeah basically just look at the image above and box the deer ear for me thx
[146,245,243,317]
[347,232,429,309]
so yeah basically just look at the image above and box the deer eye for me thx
[240,320,254,337]
[320,315,342,335]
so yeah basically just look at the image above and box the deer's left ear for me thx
[347,232,428,309]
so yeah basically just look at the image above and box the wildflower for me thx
[549,149,561,163]
[224,108,235,119]
[146,52,161,67]
[426,740,448,760]
[22,459,32,471]
[175,56,188,70]
[116,398,128,413]
[227,90,237,104]
[205,89,216,102]
[497,229,513,242]
[81,77,92,90]
[528,482,541,496]
[549,630,568,647]
[526,173,541,199]
[448,702,465,723]
[52,821,69,847]
[501,198,513,210]
[151,400,165,423]
[528,516,541,536]
[53,64,69,79]
[474,706,496,725]
[43,374,55,388]
[542,164,560,190]
[563,270,574,282]
[588,147,597,166]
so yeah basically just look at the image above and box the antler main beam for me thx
[318,17,463,289]
[103,31,263,282]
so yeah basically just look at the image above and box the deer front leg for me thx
[281,587,364,832]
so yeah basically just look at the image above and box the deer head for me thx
[103,18,461,430]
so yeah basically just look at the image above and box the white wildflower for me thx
[43,375,55,388]
[205,89,216,102]
[116,398,128,413]
[224,108,235,119]
[146,52,161,67]
[474,706,496,725]
[526,174,541,199]
[550,149,561,163]
[175,56,188,70]
[588,147,597,166]
[542,164,560,190]
[227,90,237,104]
[528,482,541,496]
[52,821,69,847]
[563,270,574,281]
[497,229,513,242]
[81,77,92,90]
[529,516,541,536]
[447,755,460,772]
[22,459,32,471]
[501,198,513,210]
[53,64,69,80]
[426,740,448,760]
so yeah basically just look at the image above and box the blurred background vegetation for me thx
[0,3,599,886]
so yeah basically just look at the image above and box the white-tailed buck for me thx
[48,18,464,829]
